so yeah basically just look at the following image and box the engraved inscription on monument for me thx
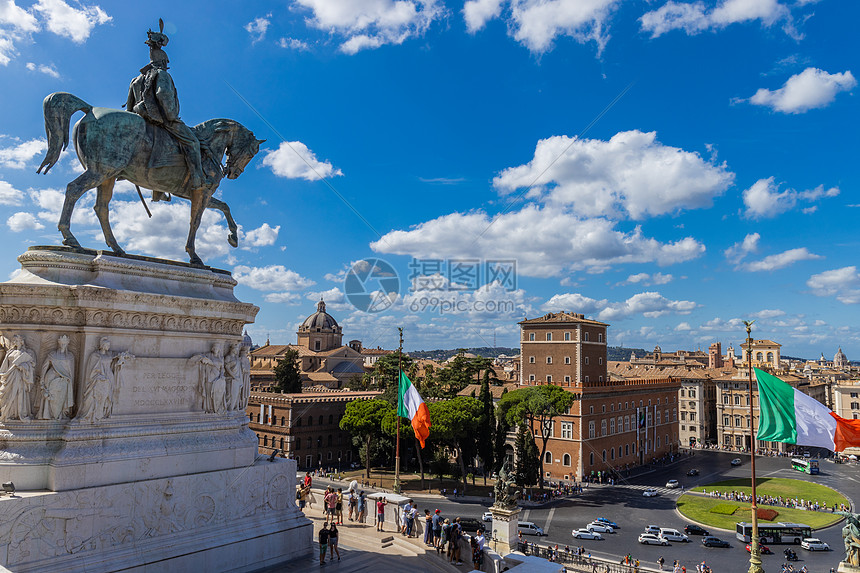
[115,358,198,414]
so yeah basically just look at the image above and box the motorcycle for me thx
[783,548,798,561]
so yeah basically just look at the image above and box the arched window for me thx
[618,446,622,458]
[589,452,594,465]
[329,414,334,424]
[625,444,629,456]
[602,449,606,462]
[610,448,615,460]
[563,454,571,466]
[767,352,774,362]
[295,437,301,450]
[756,351,764,361]
[318,415,323,425]
[263,436,268,446]
[544,451,552,464]
[280,437,285,450]
[281,416,286,426]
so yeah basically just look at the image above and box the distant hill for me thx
[407,346,649,362]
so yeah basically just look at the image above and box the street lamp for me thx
[744,320,764,573]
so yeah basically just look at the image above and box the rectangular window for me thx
[546,375,552,383]
[690,389,696,398]
[546,333,552,341]
[584,376,589,383]
[723,416,730,426]
[564,332,571,341]
[588,421,595,439]
[600,419,607,436]
[735,435,743,446]
[584,357,589,365]
[561,422,573,439]
[735,416,742,427]
[583,332,589,341]
[680,411,686,421]
[610,418,616,434]
[598,357,603,365]
[689,412,696,422]
[529,356,535,363]
[529,333,535,341]
[564,356,570,364]
[598,333,603,342]
[529,374,535,381]
[546,356,552,364]
[680,389,685,397]
[624,416,630,432]
[564,375,571,384]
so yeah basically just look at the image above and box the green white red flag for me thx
[755,367,860,452]
[397,370,431,448]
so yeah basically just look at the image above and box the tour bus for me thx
[791,458,820,474]
[736,522,812,545]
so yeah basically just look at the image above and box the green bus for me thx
[791,458,819,474]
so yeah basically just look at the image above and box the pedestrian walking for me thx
[658,556,665,570]
[432,509,442,548]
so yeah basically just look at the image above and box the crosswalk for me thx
[599,483,685,496]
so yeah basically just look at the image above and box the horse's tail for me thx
[36,92,92,174]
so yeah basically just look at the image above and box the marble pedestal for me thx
[0,248,313,571]
[490,504,520,554]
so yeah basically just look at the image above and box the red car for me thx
[746,543,772,555]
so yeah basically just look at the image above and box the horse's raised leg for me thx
[186,189,208,266]
[93,178,125,256]
[58,169,104,249]
[206,197,238,248]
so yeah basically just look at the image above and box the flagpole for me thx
[744,320,764,573]
[394,327,403,495]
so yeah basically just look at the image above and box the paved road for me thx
[397,451,858,573]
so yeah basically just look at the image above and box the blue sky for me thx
[0,0,858,358]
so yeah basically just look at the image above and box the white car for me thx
[665,479,680,489]
[586,522,615,533]
[644,525,661,535]
[643,488,659,497]
[731,458,742,466]
[801,538,830,551]
[639,533,668,546]
[572,529,603,540]
[482,512,493,522]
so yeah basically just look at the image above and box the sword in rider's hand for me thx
[134,184,153,218]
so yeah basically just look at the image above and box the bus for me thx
[791,458,819,474]
[736,522,812,545]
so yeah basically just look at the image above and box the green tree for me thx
[424,351,495,396]
[339,399,392,479]
[428,396,482,494]
[513,424,539,487]
[272,348,302,393]
[498,385,577,489]
[476,370,496,485]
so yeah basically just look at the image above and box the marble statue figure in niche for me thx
[0,334,36,421]
[78,337,134,423]
[190,342,227,414]
[238,345,251,410]
[37,334,75,420]
[224,342,242,411]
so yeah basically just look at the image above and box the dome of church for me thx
[300,300,339,331]
[242,330,253,349]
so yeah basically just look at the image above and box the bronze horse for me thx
[37,92,264,266]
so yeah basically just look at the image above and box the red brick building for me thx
[519,312,681,482]
[247,389,381,470]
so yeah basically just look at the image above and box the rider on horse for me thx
[125,20,211,201]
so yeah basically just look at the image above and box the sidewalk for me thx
[257,496,461,573]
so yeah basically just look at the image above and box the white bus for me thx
[736,522,812,545]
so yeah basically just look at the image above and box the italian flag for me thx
[756,368,860,452]
[398,371,431,448]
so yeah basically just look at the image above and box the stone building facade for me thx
[519,312,681,482]
[247,390,381,469]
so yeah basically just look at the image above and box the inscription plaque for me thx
[114,358,201,414]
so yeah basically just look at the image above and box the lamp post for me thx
[744,320,765,573]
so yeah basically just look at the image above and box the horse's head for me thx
[225,127,265,180]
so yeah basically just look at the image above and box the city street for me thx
[396,450,858,572]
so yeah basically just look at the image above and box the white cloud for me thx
[743,177,838,219]
[233,264,315,292]
[622,272,673,286]
[263,292,303,305]
[724,232,760,260]
[261,141,342,181]
[747,68,856,114]
[542,290,697,321]
[241,222,280,248]
[0,137,46,169]
[0,179,22,205]
[402,279,531,318]
[32,0,110,43]
[751,309,785,319]
[30,186,97,226]
[466,0,620,53]
[294,0,443,54]
[493,130,734,220]
[740,247,822,271]
[245,15,271,44]
[25,61,58,77]
[6,211,43,231]
[641,0,792,38]
[675,321,692,331]
[807,266,860,304]
[278,37,310,50]
[0,0,38,65]
[371,204,705,278]
[463,0,503,33]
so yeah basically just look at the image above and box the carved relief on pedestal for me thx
[189,342,227,414]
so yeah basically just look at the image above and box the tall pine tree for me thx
[272,348,302,393]
[477,370,495,485]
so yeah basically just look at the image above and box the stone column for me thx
[490,504,521,554]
